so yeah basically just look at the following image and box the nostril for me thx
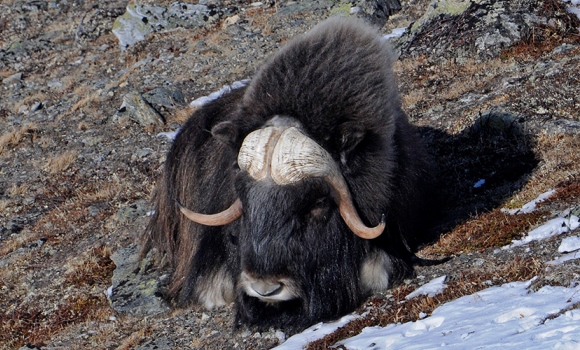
[250,281,283,297]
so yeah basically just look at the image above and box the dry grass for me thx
[0,123,38,154]
[422,209,548,256]
[44,150,78,174]
[116,326,153,350]
[518,134,580,202]
[401,89,426,110]
[243,6,277,35]
[64,245,115,288]
[0,199,9,212]
[0,294,111,349]
[77,121,90,131]
[173,105,199,124]
[8,183,30,196]
[541,177,580,207]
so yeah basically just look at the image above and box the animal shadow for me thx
[419,110,539,236]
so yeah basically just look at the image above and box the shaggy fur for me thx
[143,17,436,331]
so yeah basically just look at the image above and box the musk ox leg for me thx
[361,250,414,293]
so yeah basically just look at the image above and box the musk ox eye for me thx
[309,197,330,219]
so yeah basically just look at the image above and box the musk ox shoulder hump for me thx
[243,17,401,137]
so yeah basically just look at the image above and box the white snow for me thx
[272,314,361,350]
[157,131,178,140]
[503,189,555,214]
[558,235,580,253]
[383,27,407,40]
[547,250,580,266]
[505,215,579,249]
[338,280,580,349]
[405,275,447,300]
[189,79,250,108]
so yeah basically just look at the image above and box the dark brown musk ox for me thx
[142,17,438,331]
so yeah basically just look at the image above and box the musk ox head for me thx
[143,17,435,331]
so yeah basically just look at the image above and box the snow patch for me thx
[503,189,555,214]
[405,275,447,300]
[190,79,250,108]
[337,280,580,349]
[558,235,580,253]
[273,314,361,350]
[157,131,179,140]
[505,215,580,249]
[383,27,406,40]
[547,251,580,266]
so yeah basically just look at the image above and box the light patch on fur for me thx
[360,250,392,293]
[239,271,300,303]
[196,267,235,309]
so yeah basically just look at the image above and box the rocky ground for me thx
[1,0,579,349]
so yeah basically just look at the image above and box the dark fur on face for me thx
[142,17,436,331]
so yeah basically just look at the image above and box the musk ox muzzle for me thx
[178,123,385,240]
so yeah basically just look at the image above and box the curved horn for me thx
[238,126,281,181]
[272,127,385,239]
[178,199,242,226]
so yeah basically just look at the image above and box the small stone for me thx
[116,200,150,223]
[117,91,165,126]
[2,72,22,85]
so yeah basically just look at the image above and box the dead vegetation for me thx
[44,150,79,174]
[0,123,38,154]
[423,209,548,256]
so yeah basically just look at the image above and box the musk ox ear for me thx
[338,122,367,154]
[211,121,240,148]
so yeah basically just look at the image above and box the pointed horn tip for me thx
[357,214,386,240]
[176,198,243,226]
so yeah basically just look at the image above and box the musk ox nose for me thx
[240,271,299,302]
[250,280,283,297]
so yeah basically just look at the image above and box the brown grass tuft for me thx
[173,105,199,123]
[44,150,78,174]
[116,326,153,350]
[0,123,38,154]
[64,245,116,287]
[422,209,547,256]
[8,183,30,196]
[541,178,580,207]
[0,294,109,349]
[0,199,9,212]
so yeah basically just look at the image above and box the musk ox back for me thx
[143,17,436,330]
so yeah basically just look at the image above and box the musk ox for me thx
[142,17,437,330]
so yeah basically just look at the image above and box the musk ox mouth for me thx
[240,271,300,303]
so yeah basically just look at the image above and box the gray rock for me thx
[2,72,23,85]
[117,91,165,126]
[395,0,560,60]
[115,199,150,223]
[357,0,402,27]
[143,87,186,110]
[112,3,237,48]
[108,243,171,316]
[3,211,43,234]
